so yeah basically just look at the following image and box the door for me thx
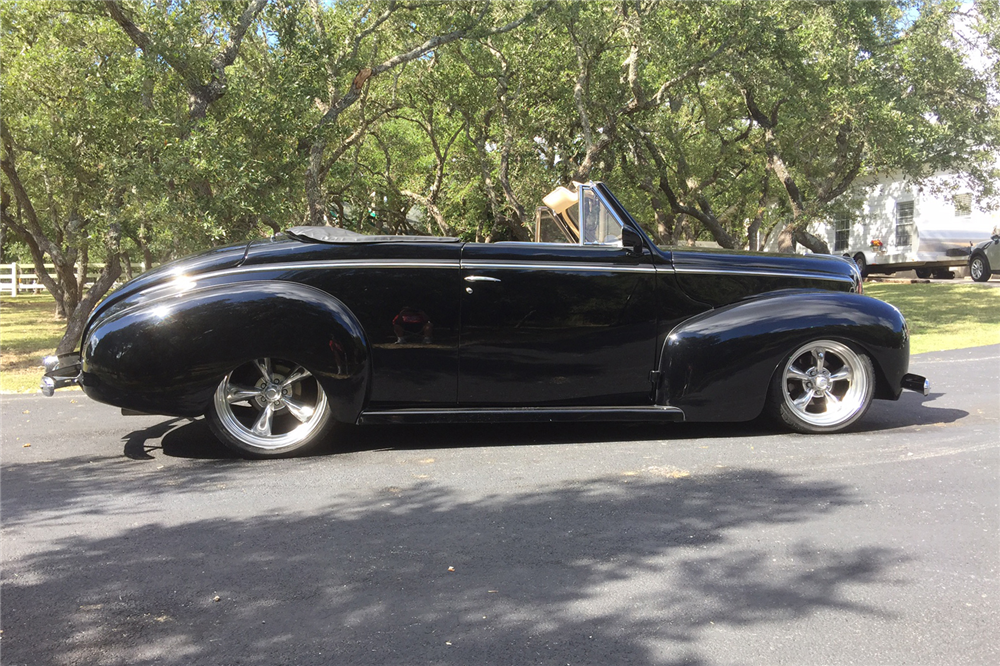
[458,186,657,406]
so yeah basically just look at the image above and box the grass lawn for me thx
[1,293,73,393]
[1,283,997,393]
[863,282,1000,354]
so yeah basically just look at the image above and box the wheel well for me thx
[763,337,897,406]
[848,339,898,400]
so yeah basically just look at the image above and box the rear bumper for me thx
[40,353,82,396]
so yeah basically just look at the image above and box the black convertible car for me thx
[42,182,928,457]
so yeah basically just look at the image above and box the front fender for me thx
[657,290,909,422]
[80,281,369,420]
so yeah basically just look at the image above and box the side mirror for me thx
[621,227,645,255]
[992,234,1000,243]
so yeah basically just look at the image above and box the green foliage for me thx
[3,0,998,260]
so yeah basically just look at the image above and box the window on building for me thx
[954,193,972,218]
[833,213,850,252]
[895,201,914,247]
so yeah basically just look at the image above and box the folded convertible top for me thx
[285,226,460,244]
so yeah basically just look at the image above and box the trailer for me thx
[764,172,999,277]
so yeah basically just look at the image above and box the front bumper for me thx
[40,352,82,396]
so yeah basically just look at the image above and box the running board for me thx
[357,405,685,425]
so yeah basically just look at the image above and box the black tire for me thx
[914,268,932,279]
[852,253,868,278]
[767,340,875,434]
[970,254,991,282]
[207,357,334,458]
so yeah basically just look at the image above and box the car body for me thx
[969,235,1000,282]
[42,182,929,457]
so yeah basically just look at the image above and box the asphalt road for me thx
[2,346,998,666]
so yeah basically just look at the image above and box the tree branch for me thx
[400,189,452,236]
[0,123,69,267]
[104,0,267,119]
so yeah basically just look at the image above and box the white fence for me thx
[0,262,148,297]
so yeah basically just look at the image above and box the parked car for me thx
[969,234,1000,282]
[42,182,929,457]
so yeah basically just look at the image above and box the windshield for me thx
[536,183,624,246]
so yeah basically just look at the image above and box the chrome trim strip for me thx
[155,258,664,285]
[461,261,657,273]
[247,259,461,270]
[362,406,684,415]
[168,257,849,282]
[673,265,855,284]
[357,405,685,425]
[194,260,462,280]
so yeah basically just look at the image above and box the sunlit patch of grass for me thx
[864,283,1000,354]
[0,293,68,393]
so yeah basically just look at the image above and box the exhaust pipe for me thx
[901,373,930,396]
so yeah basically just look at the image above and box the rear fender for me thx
[80,281,369,420]
[656,290,908,422]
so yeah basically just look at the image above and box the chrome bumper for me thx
[40,353,82,396]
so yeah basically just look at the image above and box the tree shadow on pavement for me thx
[1,469,909,666]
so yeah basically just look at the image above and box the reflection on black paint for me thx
[392,307,433,344]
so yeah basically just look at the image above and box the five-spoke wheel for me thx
[769,340,874,433]
[208,357,333,457]
[970,254,991,282]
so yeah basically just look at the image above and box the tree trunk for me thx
[140,239,154,272]
[776,226,796,253]
[639,182,673,245]
[792,227,831,254]
[656,176,738,249]
[654,208,675,247]
[56,224,122,354]
[76,243,89,298]
[747,214,762,252]
[305,140,329,225]
[497,131,529,240]
[747,173,770,252]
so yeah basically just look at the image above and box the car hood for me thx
[670,247,859,280]
[666,246,861,307]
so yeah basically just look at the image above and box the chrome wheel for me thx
[210,357,331,455]
[774,340,873,432]
[970,255,990,282]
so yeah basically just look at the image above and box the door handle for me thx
[464,275,501,283]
